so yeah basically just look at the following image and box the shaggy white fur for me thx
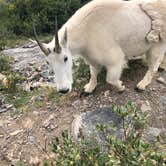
[34,0,166,93]
[140,0,166,42]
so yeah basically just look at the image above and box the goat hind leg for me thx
[137,43,165,90]
[160,53,166,71]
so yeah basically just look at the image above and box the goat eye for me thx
[64,57,68,62]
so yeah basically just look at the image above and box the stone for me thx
[0,73,6,81]
[0,109,8,113]
[71,108,165,145]
[71,108,124,143]
[22,82,32,92]
[28,135,36,144]
[143,127,165,143]
[43,115,55,128]
[5,104,13,110]
[160,96,166,111]
[23,118,34,129]
[10,130,23,136]
[29,156,41,165]
[104,90,110,98]
[141,101,152,112]
[33,111,39,116]
[157,77,166,85]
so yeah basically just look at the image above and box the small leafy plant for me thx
[51,102,165,166]
[0,54,12,72]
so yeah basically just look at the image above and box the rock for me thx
[2,77,9,87]
[30,95,44,103]
[0,120,4,127]
[157,77,166,85]
[0,73,6,81]
[0,109,8,113]
[22,42,37,49]
[33,111,39,116]
[29,156,41,165]
[72,100,81,109]
[28,135,36,144]
[160,96,166,111]
[0,120,10,127]
[40,71,49,79]
[10,130,23,136]
[22,82,32,92]
[144,127,165,143]
[141,101,152,112]
[28,72,41,81]
[28,61,36,66]
[43,115,55,128]
[104,90,110,98]
[71,115,83,141]
[23,118,34,129]
[5,104,13,110]
[71,108,165,145]
[71,108,124,143]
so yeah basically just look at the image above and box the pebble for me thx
[33,111,39,116]
[10,130,23,136]
[157,77,166,85]
[29,156,41,165]
[0,73,6,81]
[141,101,152,112]
[104,90,110,97]
[43,115,55,128]
[23,118,34,129]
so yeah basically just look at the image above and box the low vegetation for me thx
[49,102,165,166]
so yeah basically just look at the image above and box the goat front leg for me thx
[106,64,125,92]
[84,65,101,93]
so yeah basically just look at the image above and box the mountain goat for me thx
[33,0,166,94]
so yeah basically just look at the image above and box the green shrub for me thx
[0,55,12,72]
[51,102,165,166]
[0,0,92,38]
[7,0,83,36]
[0,55,24,93]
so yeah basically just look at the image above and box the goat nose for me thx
[59,89,69,94]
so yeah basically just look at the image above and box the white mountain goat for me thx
[32,0,166,94]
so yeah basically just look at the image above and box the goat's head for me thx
[33,18,73,94]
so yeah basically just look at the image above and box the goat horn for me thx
[33,23,50,56]
[54,16,61,53]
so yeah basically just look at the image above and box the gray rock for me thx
[144,127,166,143]
[71,108,164,145]
[71,108,124,144]
[0,109,8,113]
[160,96,166,111]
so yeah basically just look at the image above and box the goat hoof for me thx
[135,87,144,93]
[80,91,91,97]
[118,90,125,94]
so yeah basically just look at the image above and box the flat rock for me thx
[71,108,124,143]
[71,108,165,144]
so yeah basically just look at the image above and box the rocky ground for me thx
[0,43,166,165]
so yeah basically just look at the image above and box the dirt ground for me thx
[0,47,166,165]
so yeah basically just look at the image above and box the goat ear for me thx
[62,27,68,47]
